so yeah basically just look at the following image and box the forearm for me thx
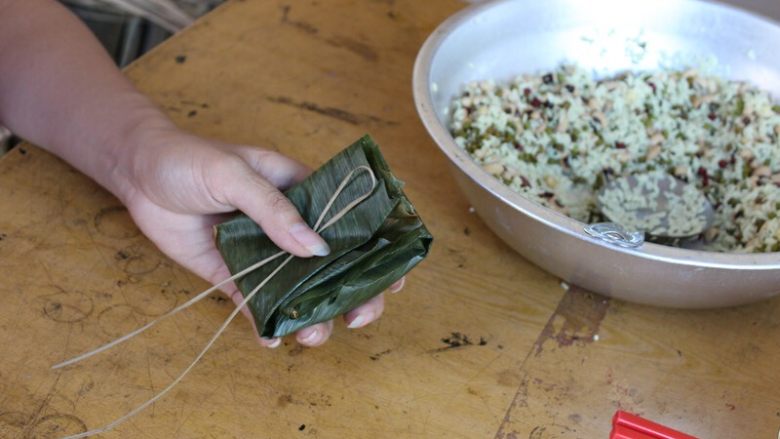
[0,0,175,202]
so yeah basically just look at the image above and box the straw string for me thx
[56,165,377,439]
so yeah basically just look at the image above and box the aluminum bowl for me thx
[413,0,780,308]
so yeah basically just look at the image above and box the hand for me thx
[0,0,405,348]
[116,127,404,347]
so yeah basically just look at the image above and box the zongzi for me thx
[215,135,433,338]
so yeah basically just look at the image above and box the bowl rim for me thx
[412,0,780,270]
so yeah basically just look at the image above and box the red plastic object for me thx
[609,411,698,439]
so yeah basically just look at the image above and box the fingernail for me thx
[262,337,281,348]
[301,328,319,344]
[348,313,371,329]
[389,278,405,294]
[289,223,330,256]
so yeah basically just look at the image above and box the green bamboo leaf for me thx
[215,135,433,337]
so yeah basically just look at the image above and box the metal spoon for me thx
[596,173,715,239]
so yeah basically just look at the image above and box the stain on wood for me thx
[534,287,610,354]
[266,95,398,126]
[324,35,378,62]
[280,4,379,62]
[280,4,319,34]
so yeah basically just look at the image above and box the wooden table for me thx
[1,1,779,438]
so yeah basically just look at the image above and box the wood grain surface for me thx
[0,1,778,438]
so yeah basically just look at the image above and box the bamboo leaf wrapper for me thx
[215,135,433,338]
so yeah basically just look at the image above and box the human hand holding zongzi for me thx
[0,0,400,348]
[117,128,404,347]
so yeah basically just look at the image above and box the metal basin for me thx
[413,0,780,308]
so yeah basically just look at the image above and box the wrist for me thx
[101,101,180,206]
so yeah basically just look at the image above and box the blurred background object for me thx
[0,126,13,156]
[62,0,225,67]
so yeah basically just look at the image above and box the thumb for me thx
[212,155,329,258]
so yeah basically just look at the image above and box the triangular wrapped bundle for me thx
[215,135,433,338]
